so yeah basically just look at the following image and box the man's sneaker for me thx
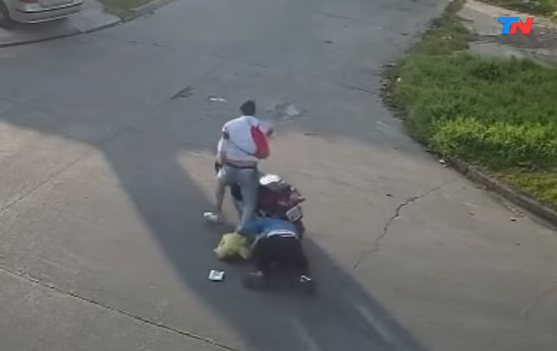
[203,212,221,223]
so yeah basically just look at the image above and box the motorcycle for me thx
[214,161,314,295]
[214,161,306,238]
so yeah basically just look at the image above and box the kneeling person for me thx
[241,216,313,292]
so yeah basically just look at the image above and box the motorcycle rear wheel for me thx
[294,220,305,239]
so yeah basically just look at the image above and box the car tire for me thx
[0,2,14,29]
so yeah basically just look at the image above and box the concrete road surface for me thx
[1,0,557,350]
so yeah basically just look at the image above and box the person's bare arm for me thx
[217,129,230,162]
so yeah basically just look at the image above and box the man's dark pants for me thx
[252,236,309,276]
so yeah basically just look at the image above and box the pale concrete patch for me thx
[0,268,223,351]
[457,0,557,64]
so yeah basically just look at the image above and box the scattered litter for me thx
[208,96,227,103]
[208,270,225,282]
[396,77,402,83]
[214,232,252,260]
[286,105,300,117]
[439,159,447,166]
[269,102,306,121]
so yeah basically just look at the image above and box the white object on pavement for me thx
[208,270,225,281]
[203,212,221,223]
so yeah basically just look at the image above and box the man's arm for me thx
[217,124,230,162]
[258,119,274,137]
[217,138,227,162]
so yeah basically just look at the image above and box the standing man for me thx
[204,100,272,233]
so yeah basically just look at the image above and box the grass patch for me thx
[504,170,557,207]
[99,0,155,17]
[408,3,473,56]
[481,0,557,17]
[387,1,557,210]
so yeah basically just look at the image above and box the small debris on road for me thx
[386,193,393,197]
[510,217,517,222]
[269,102,306,120]
[286,104,300,116]
[324,40,334,44]
[208,270,225,282]
[208,96,227,103]
[439,159,447,166]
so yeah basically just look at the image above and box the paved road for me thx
[1,0,557,350]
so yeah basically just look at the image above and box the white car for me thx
[0,0,83,29]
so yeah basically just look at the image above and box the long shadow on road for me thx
[0,97,429,351]
[87,100,429,351]
[0,24,441,347]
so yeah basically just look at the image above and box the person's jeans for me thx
[216,163,258,233]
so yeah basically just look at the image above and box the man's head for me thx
[240,100,256,116]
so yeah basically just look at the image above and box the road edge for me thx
[0,0,174,48]
[447,157,557,227]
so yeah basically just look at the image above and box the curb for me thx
[0,0,174,49]
[127,0,175,19]
[447,157,557,227]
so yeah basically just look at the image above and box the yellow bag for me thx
[214,232,252,260]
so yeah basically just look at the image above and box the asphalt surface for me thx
[1,0,557,350]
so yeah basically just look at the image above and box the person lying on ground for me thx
[240,216,313,290]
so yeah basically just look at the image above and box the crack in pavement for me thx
[352,178,458,270]
[0,265,243,351]
[520,278,557,319]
